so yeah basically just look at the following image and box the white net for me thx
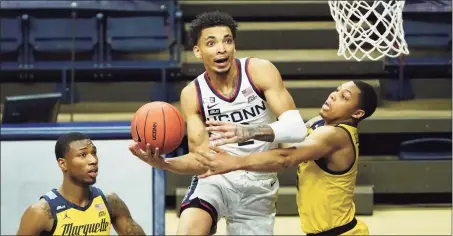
[328,0,409,61]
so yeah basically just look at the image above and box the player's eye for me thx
[225,38,233,44]
[207,41,214,47]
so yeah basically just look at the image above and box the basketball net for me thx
[328,0,409,61]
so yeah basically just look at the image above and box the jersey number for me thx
[238,122,255,146]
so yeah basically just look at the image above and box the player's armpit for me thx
[16,200,53,235]
[160,82,210,175]
[106,193,146,236]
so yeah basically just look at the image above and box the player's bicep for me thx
[186,113,210,153]
[180,83,210,153]
[249,59,296,116]
[107,193,145,235]
[264,84,297,117]
[287,127,339,163]
[16,204,49,235]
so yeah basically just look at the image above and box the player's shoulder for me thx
[181,80,197,96]
[246,57,275,70]
[310,125,350,144]
[25,198,53,220]
[245,57,281,87]
[180,81,198,103]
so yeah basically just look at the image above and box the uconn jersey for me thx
[194,57,278,158]
[180,58,280,235]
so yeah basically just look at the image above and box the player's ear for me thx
[57,158,68,171]
[351,109,365,120]
[193,45,202,59]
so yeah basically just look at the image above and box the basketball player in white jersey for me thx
[129,11,307,235]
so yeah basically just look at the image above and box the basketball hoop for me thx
[328,0,409,61]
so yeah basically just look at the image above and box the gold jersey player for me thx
[16,132,145,236]
[196,80,378,235]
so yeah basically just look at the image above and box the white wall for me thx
[1,139,156,235]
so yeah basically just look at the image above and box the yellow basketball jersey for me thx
[296,120,359,234]
[40,187,112,236]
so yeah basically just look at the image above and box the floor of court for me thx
[165,205,452,235]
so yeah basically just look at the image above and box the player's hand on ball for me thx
[205,120,252,146]
[196,145,239,178]
[128,142,167,169]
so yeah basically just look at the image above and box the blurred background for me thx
[1,0,452,235]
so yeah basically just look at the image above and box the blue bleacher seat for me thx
[105,16,170,69]
[28,17,100,70]
[0,17,24,70]
[384,18,452,100]
[399,138,452,160]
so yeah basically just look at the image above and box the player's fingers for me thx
[205,125,231,132]
[153,147,160,159]
[145,143,153,157]
[196,150,214,161]
[213,137,237,147]
[210,145,226,154]
[208,132,234,141]
[194,154,213,167]
[128,144,137,155]
[206,120,229,126]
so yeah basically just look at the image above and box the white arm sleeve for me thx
[268,109,307,143]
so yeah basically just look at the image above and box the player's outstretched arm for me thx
[196,126,341,177]
[206,58,307,145]
[129,82,209,175]
[16,199,53,235]
[107,192,146,236]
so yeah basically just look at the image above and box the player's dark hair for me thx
[353,80,378,122]
[55,132,90,160]
[189,11,238,47]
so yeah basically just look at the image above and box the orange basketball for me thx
[131,102,185,155]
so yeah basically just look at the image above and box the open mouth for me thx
[322,101,330,110]
[88,168,98,177]
[214,57,228,64]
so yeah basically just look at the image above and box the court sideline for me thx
[165,205,452,235]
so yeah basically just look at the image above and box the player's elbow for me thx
[288,118,307,142]
[270,110,308,143]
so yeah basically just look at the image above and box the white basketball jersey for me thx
[194,57,278,158]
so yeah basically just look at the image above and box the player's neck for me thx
[59,179,91,207]
[324,118,354,126]
[205,61,237,89]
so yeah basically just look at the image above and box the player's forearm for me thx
[246,110,307,143]
[244,124,275,142]
[162,152,207,175]
[235,148,297,172]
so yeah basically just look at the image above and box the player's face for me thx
[319,81,365,122]
[193,26,236,75]
[59,139,99,186]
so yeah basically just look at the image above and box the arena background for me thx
[1,0,451,235]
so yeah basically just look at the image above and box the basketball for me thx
[131,102,185,155]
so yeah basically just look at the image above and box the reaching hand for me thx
[205,120,253,146]
[195,145,240,178]
[128,142,167,169]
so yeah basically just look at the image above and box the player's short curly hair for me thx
[55,132,90,160]
[189,11,238,47]
[353,80,378,122]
